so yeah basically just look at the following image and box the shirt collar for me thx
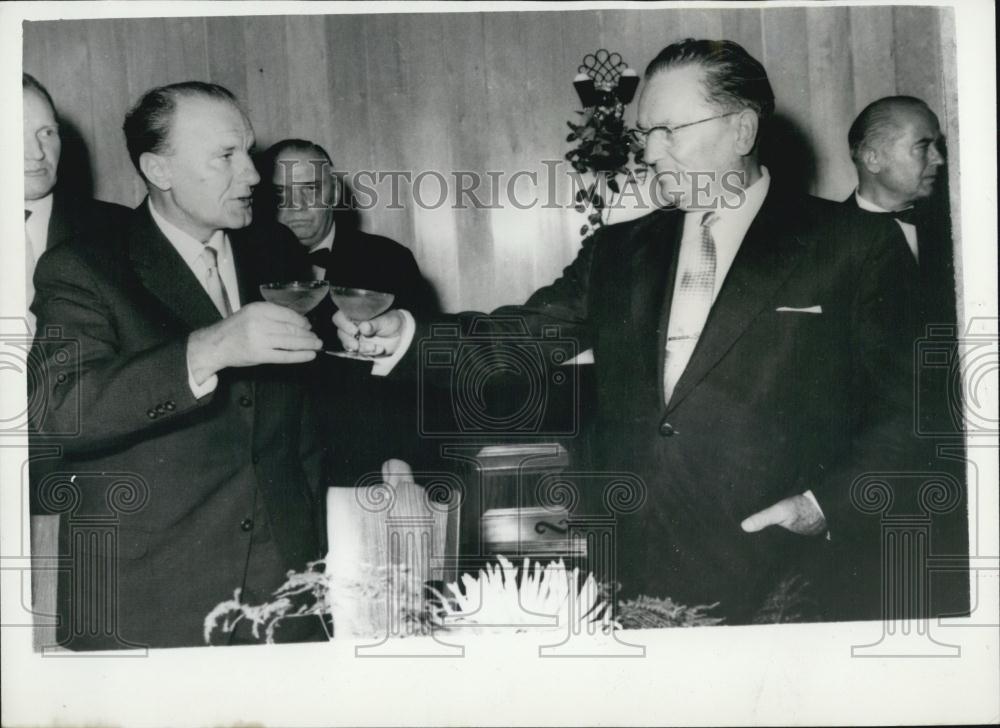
[854,190,915,221]
[688,165,770,239]
[25,192,54,217]
[25,193,54,256]
[309,221,337,254]
[148,198,230,269]
[854,190,891,213]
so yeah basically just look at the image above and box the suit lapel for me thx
[46,189,75,251]
[666,189,809,411]
[127,202,223,331]
[229,227,264,306]
[640,211,683,385]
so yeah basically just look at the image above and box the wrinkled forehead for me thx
[271,151,331,185]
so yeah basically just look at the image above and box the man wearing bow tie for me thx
[263,139,438,485]
[341,39,925,622]
[845,97,968,619]
[29,82,328,650]
[845,96,957,329]
[264,139,436,344]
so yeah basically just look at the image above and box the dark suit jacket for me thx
[45,188,132,253]
[840,195,958,330]
[29,190,131,513]
[840,197,968,619]
[412,185,922,622]
[29,202,326,650]
[304,225,440,485]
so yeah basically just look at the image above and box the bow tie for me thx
[879,207,917,225]
[308,248,331,268]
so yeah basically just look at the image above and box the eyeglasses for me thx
[636,111,740,145]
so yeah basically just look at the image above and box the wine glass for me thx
[259,280,330,314]
[328,286,396,359]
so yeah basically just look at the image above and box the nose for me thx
[24,132,44,161]
[643,133,666,166]
[928,140,945,167]
[239,153,260,187]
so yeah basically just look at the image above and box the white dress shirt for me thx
[148,200,241,398]
[308,223,335,280]
[855,190,919,262]
[24,193,54,335]
[25,192,53,263]
[672,165,771,303]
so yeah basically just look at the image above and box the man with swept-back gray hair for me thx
[342,39,926,623]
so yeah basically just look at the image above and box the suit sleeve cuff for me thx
[371,309,415,377]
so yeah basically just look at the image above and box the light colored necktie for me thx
[200,243,233,317]
[663,210,719,404]
[25,209,37,334]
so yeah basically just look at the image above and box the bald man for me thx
[845,96,968,620]
[23,73,130,332]
[845,95,957,328]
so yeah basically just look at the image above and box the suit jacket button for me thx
[164,400,176,411]
[239,395,253,407]
[240,518,254,532]
[658,420,675,437]
[251,454,260,464]
[146,409,157,419]
[155,404,166,414]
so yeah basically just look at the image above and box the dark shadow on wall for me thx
[55,117,95,201]
[759,112,817,193]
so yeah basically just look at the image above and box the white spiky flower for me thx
[428,556,618,635]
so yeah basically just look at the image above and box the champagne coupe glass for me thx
[259,280,330,314]
[328,286,396,359]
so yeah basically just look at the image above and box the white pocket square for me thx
[775,305,822,314]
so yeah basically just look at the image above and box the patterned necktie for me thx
[25,209,37,333]
[663,210,719,404]
[200,243,233,317]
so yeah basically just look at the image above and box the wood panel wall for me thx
[23,6,954,313]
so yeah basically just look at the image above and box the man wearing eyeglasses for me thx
[340,39,921,623]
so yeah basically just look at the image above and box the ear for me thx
[327,171,343,209]
[139,151,172,191]
[859,145,881,174]
[733,109,760,156]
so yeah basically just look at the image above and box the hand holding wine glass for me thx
[329,287,401,359]
[333,305,407,358]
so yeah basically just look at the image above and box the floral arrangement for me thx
[427,556,617,634]
[203,554,737,645]
[203,559,433,644]
[565,103,644,237]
